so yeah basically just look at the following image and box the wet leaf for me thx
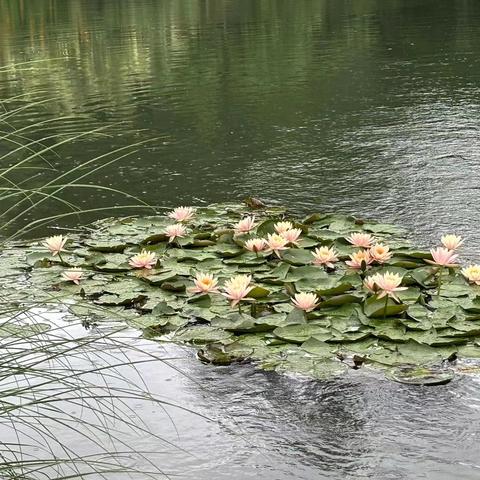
[363,295,408,318]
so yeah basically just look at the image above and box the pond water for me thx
[1,0,480,478]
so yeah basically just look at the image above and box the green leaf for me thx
[282,249,315,266]
[319,294,363,308]
[285,308,307,324]
[300,337,334,357]
[273,324,332,344]
[256,219,277,236]
[247,286,270,299]
[387,366,454,385]
[0,322,50,338]
[363,295,408,318]
[173,326,233,344]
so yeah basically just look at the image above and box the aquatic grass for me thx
[0,298,204,480]
[0,84,202,478]
[0,82,161,238]
[0,89,161,240]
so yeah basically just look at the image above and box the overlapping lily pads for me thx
[5,202,480,384]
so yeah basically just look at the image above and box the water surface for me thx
[1,0,480,253]
[1,1,480,478]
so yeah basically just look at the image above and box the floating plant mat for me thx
[5,202,480,385]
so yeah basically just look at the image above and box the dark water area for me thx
[1,1,480,478]
[1,0,480,253]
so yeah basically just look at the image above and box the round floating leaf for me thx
[247,286,270,299]
[211,313,281,333]
[285,308,307,324]
[458,345,480,359]
[405,266,437,287]
[282,249,316,266]
[316,279,353,296]
[363,295,408,318]
[286,266,330,282]
[273,324,332,344]
[256,219,277,236]
[387,366,455,386]
[273,352,348,380]
[361,222,406,235]
[0,322,50,338]
[86,242,127,253]
[319,294,363,308]
[173,326,233,344]
[300,337,334,357]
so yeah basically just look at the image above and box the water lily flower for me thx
[281,228,302,246]
[312,246,338,268]
[462,265,480,286]
[441,234,463,251]
[234,216,255,234]
[345,250,373,269]
[167,206,195,223]
[222,274,254,307]
[346,232,374,248]
[129,250,157,269]
[375,272,407,302]
[274,221,293,234]
[165,224,187,243]
[244,238,267,253]
[291,292,319,312]
[61,267,83,285]
[363,274,381,292]
[44,235,68,256]
[191,272,219,294]
[425,247,459,267]
[266,233,289,257]
[369,243,392,264]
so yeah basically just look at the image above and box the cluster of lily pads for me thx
[22,202,480,383]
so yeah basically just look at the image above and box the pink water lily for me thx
[375,272,407,302]
[345,250,373,269]
[244,238,267,253]
[234,216,255,234]
[363,274,381,293]
[369,243,392,264]
[274,221,293,234]
[129,250,157,269]
[312,246,338,268]
[462,265,480,286]
[441,234,463,251]
[165,224,187,242]
[425,247,459,267]
[346,232,374,248]
[291,292,319,312]
[191,272,219,294]
[222,274,254,307]
[168,206,195,222]
[266,233,289,257]
[281,228,302,246]
[61,267,83,285]
[44,235,68,256]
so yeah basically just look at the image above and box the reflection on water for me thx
[129,340,480,479]
[1,0,480,255]
[2,1,480,478]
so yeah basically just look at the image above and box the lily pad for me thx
[387,365,455,386]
